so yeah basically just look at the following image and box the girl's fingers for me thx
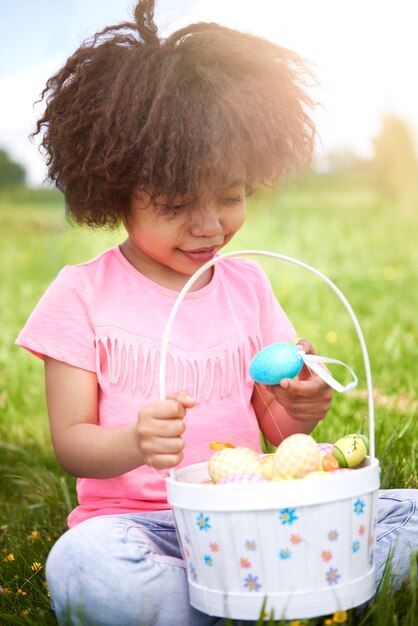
[296,338,317,355]
[166,390,196,409]
[269,376,330,397]
[150,452,185,470]
[137,391,195,468]
[138,412,186,438]
[142,435,185,455]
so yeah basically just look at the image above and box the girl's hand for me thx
[266,339,332,423]
[137,390,196,470]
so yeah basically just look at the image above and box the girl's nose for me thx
[189,207,222,237]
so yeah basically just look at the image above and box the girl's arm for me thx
[251,339,332,446]
[44,357,194,479]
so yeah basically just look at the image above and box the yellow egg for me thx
[208,447,260,483]
[332,434,369,468]
[273,434,320,479]
[258,453,277,480]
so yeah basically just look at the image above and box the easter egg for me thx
[258,453,277,480]
[273,433,320,479]
[318,442,334,456]
[208,447,260,483]
[248,343,304,385]
[318,452,340,472]
[219,473,268,485]
[209,441,236,450]
[332,434,369,468]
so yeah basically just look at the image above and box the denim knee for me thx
[375,489,418,588]
[46,514,218,626]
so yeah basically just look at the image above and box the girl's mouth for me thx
[179,247,218,262]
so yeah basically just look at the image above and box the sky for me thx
[0,0,417,186]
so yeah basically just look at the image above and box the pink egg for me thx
[219,473,268,485]
[317,442,334,455]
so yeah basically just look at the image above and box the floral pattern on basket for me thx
[176,494,377,592]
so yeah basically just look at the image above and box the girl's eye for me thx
[221,195,243,205]
[171,196,191,211]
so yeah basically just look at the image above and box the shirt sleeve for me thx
[15,266,96,372]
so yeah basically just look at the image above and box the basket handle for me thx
[159,250,375,459]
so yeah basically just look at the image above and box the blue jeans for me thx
[46,489,417,626]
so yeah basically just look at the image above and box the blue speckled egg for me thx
[248,342,304,385]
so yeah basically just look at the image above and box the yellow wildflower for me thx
[326,330,338,344]
[3,553,15,562]
[324,620,333,626]
[333,611,348,623]
[21,608,30,616]
[30,530,40,540]
[31,561,43,572]
[17,588,27,596]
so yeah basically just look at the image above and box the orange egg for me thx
[320,453,340,472]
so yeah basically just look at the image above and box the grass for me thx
[0,178,417,624]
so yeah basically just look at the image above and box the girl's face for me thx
[121,182,246,290]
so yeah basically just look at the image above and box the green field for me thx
[0,179,417,624]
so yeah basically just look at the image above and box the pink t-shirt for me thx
[16,246,295,526]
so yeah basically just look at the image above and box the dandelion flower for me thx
[333,610,348,623]
[31,561,42,572]
[3,553,15,563]
[326,331,338,344]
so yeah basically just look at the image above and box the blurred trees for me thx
[320,114,418,208]
[0,148,26,187]
[371,114,418,203]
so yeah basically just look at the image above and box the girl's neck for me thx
[119,239,213,292]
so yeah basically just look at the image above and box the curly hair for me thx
[34,0,317,227]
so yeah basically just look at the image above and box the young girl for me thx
[17,1,417,625]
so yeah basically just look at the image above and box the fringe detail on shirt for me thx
[95,334,262,401]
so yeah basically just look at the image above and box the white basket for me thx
[162,251,380,621]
